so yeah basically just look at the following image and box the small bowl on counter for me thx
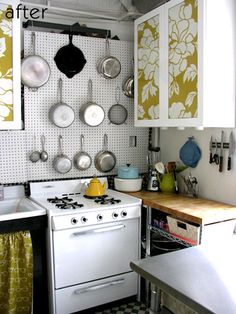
[114,177,142,192]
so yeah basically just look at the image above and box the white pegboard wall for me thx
[0,131,27,183]
[23,30,149,181]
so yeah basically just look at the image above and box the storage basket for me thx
[167,216,200,245]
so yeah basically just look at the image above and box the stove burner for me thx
[47,197,84,209]
[84,194,108,199]
[94,196,121,205]
[47,196,73,203]
[56,202,84,209]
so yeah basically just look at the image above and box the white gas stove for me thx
[29,178,141,314]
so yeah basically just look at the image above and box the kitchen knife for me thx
[227,131,233,171]
[209,136,213,164]
[219,131,224,172]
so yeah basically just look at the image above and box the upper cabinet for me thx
[0,0,21,130]
[134,0,236,128]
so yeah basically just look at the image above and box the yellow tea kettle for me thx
[85,177,106,197]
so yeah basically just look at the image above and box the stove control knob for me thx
[97,214,103,221]
[112,212,119,219]
[121,211,127,217]
[71,217,78,225]
[81,216,88,223]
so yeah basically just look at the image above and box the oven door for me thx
[53,219,140,289]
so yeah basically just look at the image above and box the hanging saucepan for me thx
[54,34,87,78]
[73,134,92,171]
[95,134,116,173]
[97,38,121,79]
[79,79,105,127]
[49,78,75,128]
[53,135,72,174]
[108,87,128,125]
[21,32,50,91]
[122,59,134,98]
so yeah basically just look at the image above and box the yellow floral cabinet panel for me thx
[134,0,236,128]
[0,0,21,129]
[168,0,198,120]
[134,7,162,127]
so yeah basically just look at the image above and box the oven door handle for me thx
[72,224,125,236]
[74,278,125,294]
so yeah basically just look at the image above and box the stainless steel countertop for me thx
[130,237,236,314]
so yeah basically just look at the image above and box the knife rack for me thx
[211,143,230,149]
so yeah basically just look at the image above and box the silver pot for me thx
[122,75,134,98]
[53,135,72,174]
[95,134,116,173]
[80,79,105,127]
[49,78,75,128]
[122,60,134,98]
[96,38,121,79]
[73,135,92,170]
[21,32,50,91]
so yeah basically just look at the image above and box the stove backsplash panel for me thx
[0,31,148,184]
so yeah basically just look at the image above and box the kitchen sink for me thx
[0,198,46,221]
[0,185,46,222]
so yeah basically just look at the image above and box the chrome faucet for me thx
[0,185,4,201]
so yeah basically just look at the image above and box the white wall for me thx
[160,128,236,205]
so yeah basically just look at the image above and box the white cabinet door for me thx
[134,0,236,128]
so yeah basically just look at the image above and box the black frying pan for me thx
[54,34,87,78]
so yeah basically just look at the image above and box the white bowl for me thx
[114,177,142,192]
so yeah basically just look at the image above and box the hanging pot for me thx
[79,79,105,127]
[21,32,50,91]
[53,135,72,174]
[49,78,75,128]
[122,75,134,98]
[73,135,92,170]
[54,34,87,78]
[96,38,121,79]
[122,59,134,98]
[95,134,116,173]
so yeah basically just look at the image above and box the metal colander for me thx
[108,87,128,125]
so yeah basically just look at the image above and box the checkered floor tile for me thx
[95,301,149,314]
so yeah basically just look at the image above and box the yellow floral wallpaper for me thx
[0,4,13,122]
[168,0,198,119]
[137,14,160,120]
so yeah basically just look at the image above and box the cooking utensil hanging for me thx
[108,87,128,125]
[54,34,87,78]
[29,134,40,163]
[122,59,134,98]
[73,134,92,171]
[21,32,50,91]
[40,134,48,162]
[95,134,116,173]
[96,37,121,79]
[49,78,75,128]
[53,135,72,174]
[79,79,105,127]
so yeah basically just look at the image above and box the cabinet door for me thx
[165,0,201,127]
[134,6,164,127]
[0,0,21,129]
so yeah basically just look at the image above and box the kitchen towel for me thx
[0,231,33,314]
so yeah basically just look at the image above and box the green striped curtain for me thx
[0,231,33,314]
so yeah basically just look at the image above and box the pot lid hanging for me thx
[54,34,87,78]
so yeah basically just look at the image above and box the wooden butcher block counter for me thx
[126,191,236,225]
